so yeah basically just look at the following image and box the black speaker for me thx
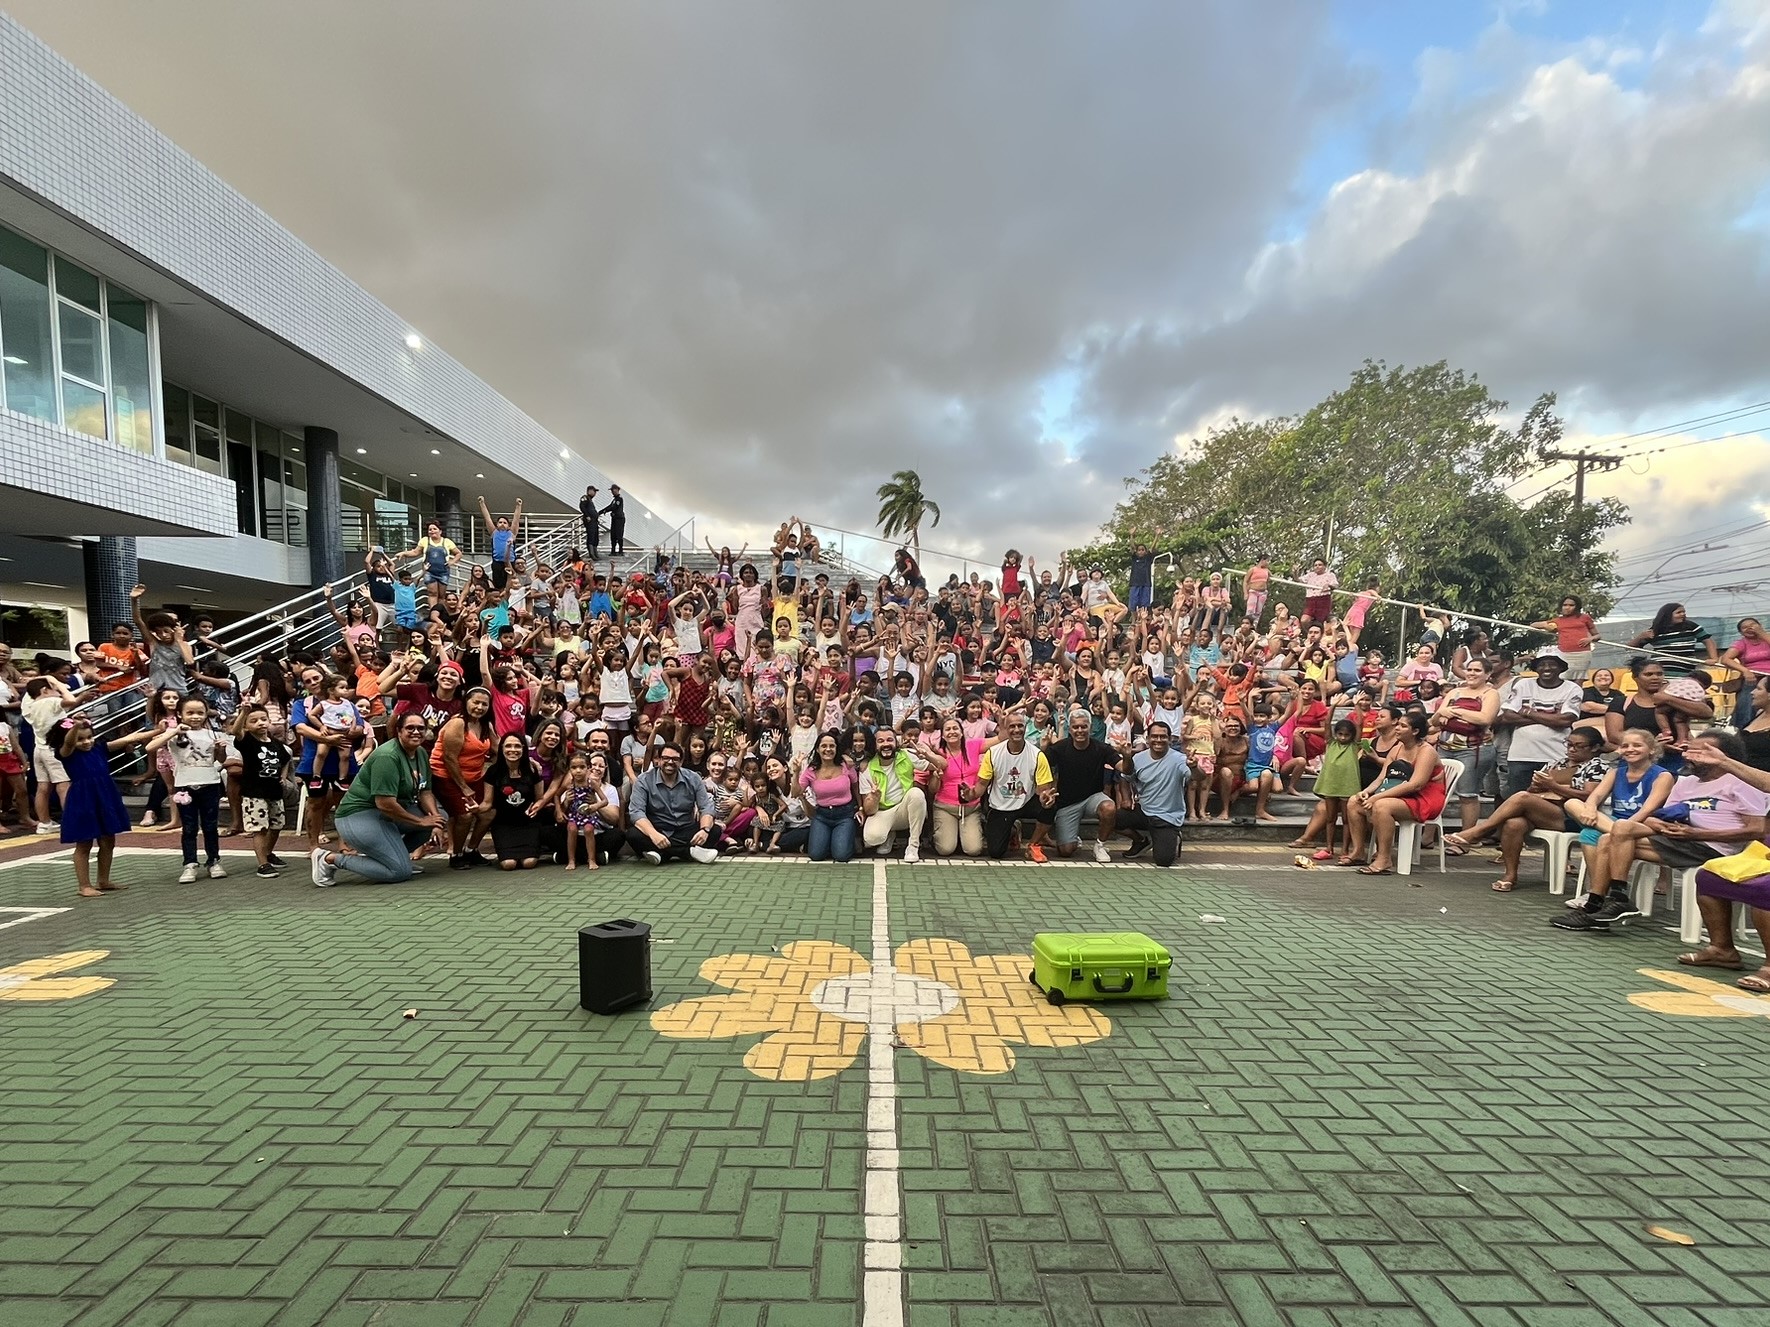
[578,918,652,1014]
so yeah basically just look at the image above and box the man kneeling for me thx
[1115,721,1188,866]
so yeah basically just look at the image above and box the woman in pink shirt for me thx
[923,717,984,856]
[798,731,858,862]
[1719,617,1770,724]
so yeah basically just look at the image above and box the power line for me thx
[1606,397,1770,447]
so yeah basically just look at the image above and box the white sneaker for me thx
[139,812,156,829]
[643,850,663,866]
[902,843,920,864]
[35,821,59,835]
[207,862,228,879]
[1092,841,1112,863]
[178,863,199,884]
[688,845,720,864]
[310,848,337,888]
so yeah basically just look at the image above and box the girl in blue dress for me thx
[58,717,154,897]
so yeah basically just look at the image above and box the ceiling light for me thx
[355,447,367,454]
[405,333,422,351]
[430,448,440,455]
[22,581,60,589]
[475,473,485,479]
[409,472,419,478]
[0,556,11,562]
[2,354,26,365]
[559,449,570,459]
[177,584,214,594]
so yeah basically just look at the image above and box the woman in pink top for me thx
[798,730,858,862]
[923,717,984,856]
[1720,617,1770,724]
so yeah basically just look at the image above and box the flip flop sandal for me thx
[1445,842,1469,857]
[1736,975,1770,993]
[1490,880,1516,892]
[1677,952,1745,970]
[1356,865,1391,876]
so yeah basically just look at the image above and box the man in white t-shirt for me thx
[978,714,1054,860]
[1497,653,1584,796]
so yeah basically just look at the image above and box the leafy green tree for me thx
[1078,360,1625,643]
[875,470,942,559]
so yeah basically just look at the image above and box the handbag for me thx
[1703,840,1770,883]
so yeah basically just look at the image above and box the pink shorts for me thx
[1191,754,1216,777]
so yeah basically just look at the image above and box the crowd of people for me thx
[2,525,1769,991]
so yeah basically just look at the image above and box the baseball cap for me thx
[438,661,465,677]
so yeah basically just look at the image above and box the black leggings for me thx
[985,807,1029,859]
[179,784,222,865]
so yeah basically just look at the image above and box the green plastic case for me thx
[1028,931,1171,1006]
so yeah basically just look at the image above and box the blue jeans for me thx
[334,809,418,884]
[808,802,856,862]
[1127,584,1152,611]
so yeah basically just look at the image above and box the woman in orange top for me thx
[431,688,495,868]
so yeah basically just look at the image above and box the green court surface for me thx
[1,848,1768,1326]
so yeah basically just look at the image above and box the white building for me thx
[0,15,676,652]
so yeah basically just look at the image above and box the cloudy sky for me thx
[12,0,1770,613]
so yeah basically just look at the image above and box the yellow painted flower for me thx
[652,938,1111,1080]
[1628,968,1770,1020]
[0,950,114,1002]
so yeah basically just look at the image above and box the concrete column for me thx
[304,427,344,587]
[434,485,463,548]
[83,536,139,642]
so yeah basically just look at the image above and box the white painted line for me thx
[0,906,71,931]
[863,858,905,1327]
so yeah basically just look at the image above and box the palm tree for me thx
[875,470,941,560]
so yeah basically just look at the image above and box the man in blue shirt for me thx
[1117,721,1188,866]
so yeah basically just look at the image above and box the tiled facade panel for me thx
[0,17,674,545]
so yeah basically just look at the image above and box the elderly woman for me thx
[1445,726,1608,891]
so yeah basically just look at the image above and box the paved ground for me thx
[1,839,1767,1326]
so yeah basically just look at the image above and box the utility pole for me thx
[1540,449,1623,510]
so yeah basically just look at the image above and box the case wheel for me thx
[1027,968,1039,986]
[1045,987,1066,1006]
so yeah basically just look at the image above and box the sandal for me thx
[1334,855,1358,867]
[1735,973,1770,993]
[1444,841,1469,858]
[1490,879,1516,893]
[1677,949,1744,970]
[1356,865,1391,876]
[1288,839,1314,849]
[1311,849,1334,862]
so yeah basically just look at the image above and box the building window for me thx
[191,393,223,474]
[0,601,73,654]
[0,229,56,423]
[0,221,157,450]
[162,382,192,465]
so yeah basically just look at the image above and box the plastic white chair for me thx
[1397,759,1461,877]
[1626,859,1666,919]
[1529,829,1580,895]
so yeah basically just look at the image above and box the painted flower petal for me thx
[893,940,1110,1075]
[652,991,797,1040]
[1626,991,1758,1019]
[1635,967,1745,997]
[0,949,110,979]
[741,1017,866,1081]
[0,976,114,1002]
[698,941,867,996]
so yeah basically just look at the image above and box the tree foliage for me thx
[1075,360,1627,645]
[875,469,941,557]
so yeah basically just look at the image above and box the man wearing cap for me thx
[603,484,626,556]
[578,486,601,558]
[1497,652,1583,796]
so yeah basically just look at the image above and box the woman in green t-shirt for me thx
[312,714,446,887]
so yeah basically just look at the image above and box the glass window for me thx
[259,441,285,541]
[107,292,153,455]
[191,394,223,474]
[0,228,56,423]
[0,602,72,653]
[225,408,252,447]
[53,258,102,312]
[162,383,192,464]
[58,302,104,386]
[61,378,108,439]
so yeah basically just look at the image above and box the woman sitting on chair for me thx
[1346,709,1444,876]
[1444,727,1607,892]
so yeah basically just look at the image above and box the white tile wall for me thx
[0,410,236,534]
[0,16,677,549]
